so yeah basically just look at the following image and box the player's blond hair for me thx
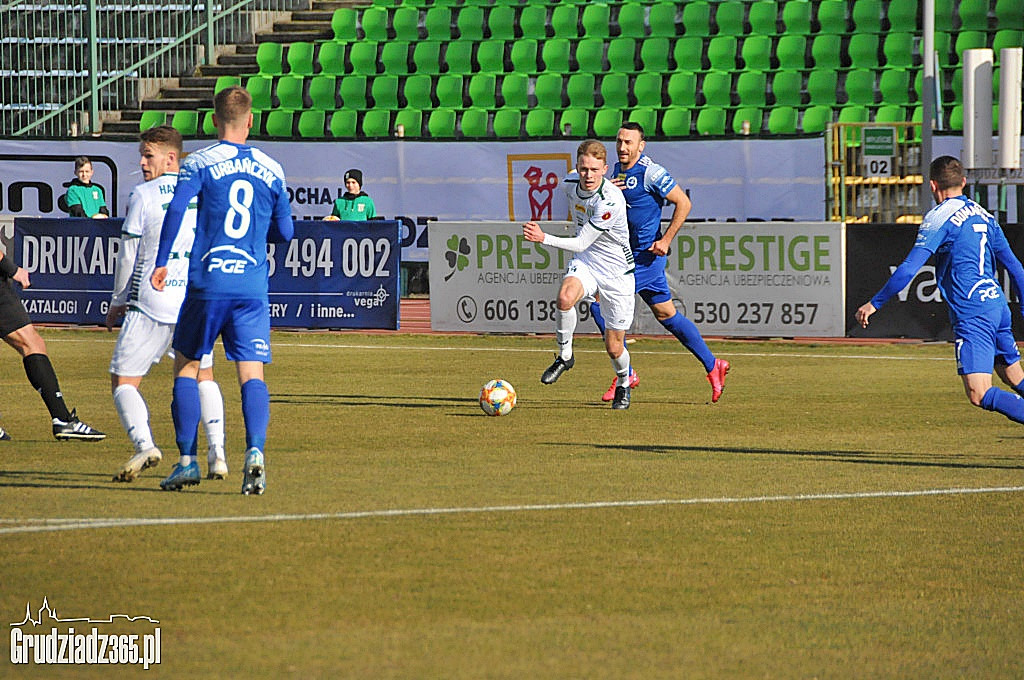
[576,139,607,164]
[214,86,252,125]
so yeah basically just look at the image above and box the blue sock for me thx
[660,312,716,373]
[1012,378,1024,399]
[240,378,270,451]
[980,386,1024,424]
[590,301,606,336]
[171,377,201,460]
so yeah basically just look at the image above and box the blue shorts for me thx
[633,251,672,305]
[953,306,1021,375]
[173,297,272,364]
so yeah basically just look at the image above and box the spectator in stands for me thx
[63,156,109,219]
[325,168,376,221]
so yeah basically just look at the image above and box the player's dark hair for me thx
[620,121,646,140]
[577,139,607,163]
[214,85,252,125]
[929,155,965,190]
[74,156,91,171]
[139,125,183,155]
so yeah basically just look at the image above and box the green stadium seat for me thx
[139,110,166,131]
[666,71,697,107]
[169,111,197,136]
[593,108,623,137]
[648,3,677,38]
[518,5,547,39]
[370,75,399,109]
[487,6,517,40]
[681,2,712,36]
[435,74,464,108]
[550,5,580,38]
[558,108,590,136]
[413,42,442,75]
[673,37,704,71]
[308,75,337,110]
[838,105,870,145]
[843,69,876,106]
[265,110,294,137]
[732,106,762,134]
[934,0,955,32]
[660,108,691,136]
[256,42,284,76]
[713,2,744,35]
[807,70,838,106]
[947,67,963,102]
[566,73,596,107]
[781,0,812,34]
[443,41,473,73]
[245,76,273,110]
[501,73,528,108]
[492,109,522,137]
[457,6,485,40]
[361,109,391,138]
[332,8,358,41]
[695,107,726,135]
[633,72,663,108]
[771,70,803,107]
[934,31,954,66]
[525,109,555,136]
[275,76,304,110]
[468,73,497,108]
[535,73,565,108]
[874,104,906,124]
[811,33,841,70]
[993,31,1024,61]
[297,110,325,138]
[958,0,989,31]
[616,3,646,38]
[510,39,539,73]
[329,109,357,138]
[460,108,489,137]
[317,41,346,75]
[851,0,882,32]
[736,71,766,107]
[394,109,422,138]
[995,0,1024,29]
[748,1,778,34]
[879,69,911,105]
[574,38,606,73]
[767,106,797,134]
[541,39,571,72]
[948,104,964,130]
[600,72,629,109]
[581,3,611,39]
[392,7,419,41]
[628,108,658,134]
[700,71,732,107]
[286,42,314,76]
[707,36,738,71]
[339,75,368,109]
[800,105,832,133]
[909,105,923,141]
[815,0,846,33]
[954,31,987,65]
[425,7,453,41]
[608,38,638,72]
[887,0,918,31]
[638,38,669,72]
[381,41,411,76]
[360,7,388,41]
[476,40,506,73]
[847,33,880,69]
[883,32,916,68]
[775,35,807,70]
[348,42,379,75]
[214,76,241,95]
[202,110,217,136]
[402,74,432,109]
[741,35,771,71]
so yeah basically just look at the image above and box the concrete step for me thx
[196,64,254,77]
[141,98,207,111]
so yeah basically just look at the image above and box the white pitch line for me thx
[1,486,1021,537]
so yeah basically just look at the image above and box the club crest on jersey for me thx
[601,211,612,220]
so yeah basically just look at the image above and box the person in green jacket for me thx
[64,156,110,219]
[325,168,376,222]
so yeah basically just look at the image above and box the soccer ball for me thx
[479,379,517,416]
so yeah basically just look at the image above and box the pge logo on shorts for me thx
[251,338,270,357]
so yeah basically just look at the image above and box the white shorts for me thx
[110,309,213,377]
[565,259,635,331]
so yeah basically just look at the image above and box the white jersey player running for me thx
[523,139,636,409]
[109,125,226,483]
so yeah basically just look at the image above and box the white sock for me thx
[113,384,154,452]
[556,307,577,360]
[611,348,631,382]
[198,380,225,460]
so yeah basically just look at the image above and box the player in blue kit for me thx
[151,86,294,495]
[591,123,730,403]
[857,156,1024,426]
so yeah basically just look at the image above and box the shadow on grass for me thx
[587,443,1024,471]
[274,393,472,409]
[0,469,230,493]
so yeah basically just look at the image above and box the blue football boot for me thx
[159,461,201,491]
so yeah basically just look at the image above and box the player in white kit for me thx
[109,126,225,482]
[523,140,636,409]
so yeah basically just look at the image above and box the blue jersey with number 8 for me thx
[156,141,293,300]
[915,195,1007,324]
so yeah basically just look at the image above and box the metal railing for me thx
[0,0,302,138]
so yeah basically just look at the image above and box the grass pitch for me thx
[2,329,1024,678]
